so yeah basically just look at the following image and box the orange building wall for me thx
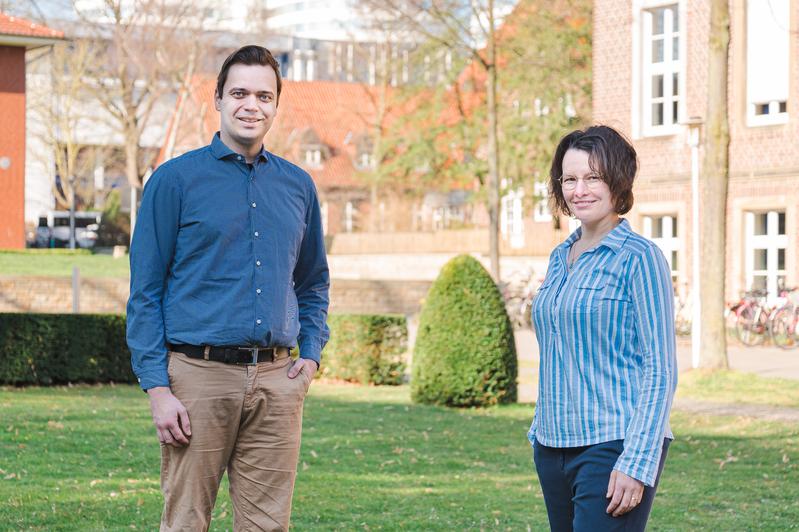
[0,45,26,248]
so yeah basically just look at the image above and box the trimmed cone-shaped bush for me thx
[411,255,517,407]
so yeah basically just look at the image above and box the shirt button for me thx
[256,288,262,294]
[237,155,242,161]
[254,231,259,237]
[256,260,261,266]
[251,202,256,208]
[256,319,262,325]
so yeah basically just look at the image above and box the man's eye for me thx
[259,94,272,101]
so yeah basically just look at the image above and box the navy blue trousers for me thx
[533,438,670,532]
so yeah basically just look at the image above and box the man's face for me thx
[215,63,278,154]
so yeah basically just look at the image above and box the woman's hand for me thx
[606,470,644,517]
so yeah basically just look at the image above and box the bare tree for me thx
[72,0,211,234]
[27,40,111,247]
[359,0,504,279]
[698,0,731,368]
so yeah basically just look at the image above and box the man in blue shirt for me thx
[127,45,329,531]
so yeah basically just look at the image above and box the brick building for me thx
[162,77,428,236]
[0,13,63,248]
[593,0,798,301]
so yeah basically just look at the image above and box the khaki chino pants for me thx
[160,351,312,532]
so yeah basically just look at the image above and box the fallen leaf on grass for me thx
[716,451,739,469]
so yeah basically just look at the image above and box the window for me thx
[345,201,356,233]
[304,148,322,168]
[746,0,789,126]
[501,188,524,248]
[639,3,682,135]
[745,210,787,300]
[533,182,552,222]
[643,214,680,282]
[321,201,329,235]
[355,135,375,170]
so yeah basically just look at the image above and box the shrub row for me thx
[323,314,407,385]
[0,313,133,385]
[0,313,408,386]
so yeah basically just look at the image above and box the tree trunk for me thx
[486,0,501,281]
[698,0,730,369]
[124,124,140,189]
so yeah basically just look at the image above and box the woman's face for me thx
[561,148,617,227]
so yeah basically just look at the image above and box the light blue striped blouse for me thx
[527,218,678,487]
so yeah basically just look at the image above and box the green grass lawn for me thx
[0,251,130,278]
[1,383,797,531]
[677,369,799,409]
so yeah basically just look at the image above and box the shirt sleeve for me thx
[613,244,678,486]
[292,180,330,367]
[126,166,182,391]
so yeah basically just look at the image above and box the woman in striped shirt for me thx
[529,125,677,531]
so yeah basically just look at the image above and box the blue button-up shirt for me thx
[127,134,330,391]
[528,219,677,487]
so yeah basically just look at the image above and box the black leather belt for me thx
[170,344,290,365]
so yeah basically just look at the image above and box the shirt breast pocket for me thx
[574,273,629,313]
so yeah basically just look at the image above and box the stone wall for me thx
[0,276,431,316]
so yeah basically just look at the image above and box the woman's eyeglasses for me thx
[558,174,605,191]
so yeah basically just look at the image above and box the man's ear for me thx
[214,90,221,111]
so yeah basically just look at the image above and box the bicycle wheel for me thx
[771,307,799,349]
[736,304,768,346]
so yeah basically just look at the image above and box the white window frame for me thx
[304,148,322,168]
[345,201,356,233]
[746,0,790,127]
[533,181,552,222]
[745,210,787,302]
[500,188,525,248]
[632,0,686,138]
[320,200,329,235]
[642,214,680,282]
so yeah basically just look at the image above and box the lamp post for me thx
[684,117,703,368]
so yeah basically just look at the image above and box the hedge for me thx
[322,314,407,385]
[0,313,407,386]
[411,255,517,407]
[0,313,133,385]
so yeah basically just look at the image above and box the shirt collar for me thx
[560,218,632,255]
[210,132,269,163]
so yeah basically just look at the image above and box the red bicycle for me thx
[730,286,799,348]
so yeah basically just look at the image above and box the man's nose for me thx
[243,94,259,109]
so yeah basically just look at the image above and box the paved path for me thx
[515,329,799,420]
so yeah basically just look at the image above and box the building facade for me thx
[0,13,63,248]
[593,0,798,301]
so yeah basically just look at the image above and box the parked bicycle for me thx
[770,288,799,349]
[730,289,769,346]
[729,286,799,349]
[673,282,692,336]
[499,269,539,330]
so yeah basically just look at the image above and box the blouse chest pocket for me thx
[573,272,629,313]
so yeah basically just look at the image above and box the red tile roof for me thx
[0,12,64,39]
[164,77,401,189]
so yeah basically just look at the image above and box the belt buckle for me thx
[240,346,259,365]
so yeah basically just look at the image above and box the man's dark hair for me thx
[548,125,638,216]
[216,45,282,105]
